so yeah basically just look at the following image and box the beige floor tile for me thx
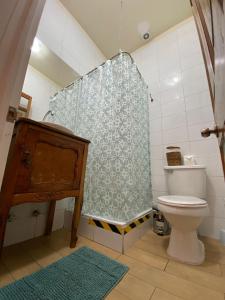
[2,246,40,280]
[141,231,170,245]
[118,255,224,300]
[134,239,168,259]
[2,228,225,300]
[0,261,14,288]
[78,236,121,259]
[140,233,222,275]
[200,237,225,265]
[220,264,225,277]
[125,247,168,271]
[22,243,63,267]
[189,259,222,276]
[166,260,225,293]
[41,235,77,257]
[205,248,225,265]
[115,273,155,300]
[106,289,131,300]
[201,236,225,254]
[150,288,183,300]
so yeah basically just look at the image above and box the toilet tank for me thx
[164,165,206,199]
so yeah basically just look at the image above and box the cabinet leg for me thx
[70,196,83,248]
[0,210,9,256]
[45,200,56,236]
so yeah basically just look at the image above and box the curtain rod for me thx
[53,51,147,97]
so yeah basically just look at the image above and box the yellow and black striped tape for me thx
[123,214,150,234]
[89,218,124,234]
[89,213,151,235]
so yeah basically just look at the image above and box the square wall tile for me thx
[93,227,123,252]
[150,145,163,160]
[34,214,47,237]
[160,84,184,104]
[161,98,186,117]
[4,218,36,247]
[162,112,187,131]
[150,118,162,132]
[150,131,163,146]
[52,209,65,232]
[151,159,164,176]
[187,106,214,126]
[149,100,161,120]
[123,226,141,253]
[207,197,225,218]
[163,126,188,145]
[78,216,94,240]
[190,139,220,158]
[185,90,212,111]
[151,175,167,193]
[188,122,215,141]
[199,217,225,239]
[206,177,225,199]
[152,191,168,207]
[182,65,208,96]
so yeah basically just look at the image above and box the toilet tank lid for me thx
[164,165,206,170]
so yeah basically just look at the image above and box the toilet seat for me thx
[158,195,207,208]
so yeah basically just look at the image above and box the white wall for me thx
[4,65,66,246]
[23,65,61,120]
[37,0,106,76]
[132,17,225,240]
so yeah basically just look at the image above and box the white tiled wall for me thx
[132,17,225,240]
[23,65,61,121]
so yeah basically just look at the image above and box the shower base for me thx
[64,209,152,253]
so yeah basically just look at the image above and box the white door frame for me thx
[0,0,45,186]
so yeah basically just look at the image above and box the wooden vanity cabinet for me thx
[0,118,90,255]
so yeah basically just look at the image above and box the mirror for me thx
[21,37,79,121]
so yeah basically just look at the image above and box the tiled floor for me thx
[1,229,225,300]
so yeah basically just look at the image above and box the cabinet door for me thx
[14,126,85,194]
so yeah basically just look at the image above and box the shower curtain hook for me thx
[150,93,154,102]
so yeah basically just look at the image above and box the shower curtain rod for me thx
[53,51,147,97]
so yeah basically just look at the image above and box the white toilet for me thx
[158,165,209,265]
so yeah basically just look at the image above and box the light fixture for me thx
[31,37,42,53]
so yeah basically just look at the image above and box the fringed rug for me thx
[0,246,128,299]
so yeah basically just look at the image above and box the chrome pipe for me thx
[42,110,54,121]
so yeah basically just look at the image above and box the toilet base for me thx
[167,228,205,265]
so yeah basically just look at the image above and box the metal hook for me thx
[150,93,154,102]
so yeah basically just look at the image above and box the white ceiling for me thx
[29,39,79,87]
[60,0,192,58]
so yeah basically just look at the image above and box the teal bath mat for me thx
[0,247,128,300]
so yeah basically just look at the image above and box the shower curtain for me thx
[49,53,152,222]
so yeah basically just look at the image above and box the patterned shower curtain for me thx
[49,53,152,222]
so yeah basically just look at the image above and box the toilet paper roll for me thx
[183,155,196,166]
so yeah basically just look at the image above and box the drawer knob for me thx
[21,150,32,167]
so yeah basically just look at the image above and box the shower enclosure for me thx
[49,52,152,223]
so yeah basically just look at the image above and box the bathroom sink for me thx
[41,122,73,135]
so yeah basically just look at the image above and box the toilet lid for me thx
[158,195,207,208]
